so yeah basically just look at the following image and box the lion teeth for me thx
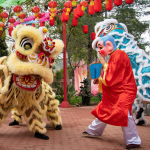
[34,81,37,84]
[22,84,26,88]
[16,77,19,81]
[16,80,37,89]
[17,82,21,86]
[31,84,36,88]
[27,85,31,88]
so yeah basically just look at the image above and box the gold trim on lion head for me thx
[7,25,64,84]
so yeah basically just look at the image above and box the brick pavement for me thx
[0,106,150,150]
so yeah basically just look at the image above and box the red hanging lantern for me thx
[13,5,22,16]
[8,17,16,26]
[48,0,57,20]
[114,0,122,6]
[61,12,66,22]
[40,22,45,26]
[49,17,55,26]
[64,1,72,15]
[94,0,102,12]
[91,32,96,40]
[73,8,79,19]
[105,0,113,11]
[64,12,69,21]
[0,11,8,22]
[80,0,88,11]
[9,26,13,36]
[80,9,84,17]
[77,4,84,17]
[62,8,70,21]
[31,23,35,27]
[32,6,40,17]
[48,0,57,8]
[88,5,95,15]
[125,0,134,4]
[0,22,5,36]
[18,13,26,22]
[36,12,42,21]
[83,25,88,34]
[70,0,78,6]
[72,18,78,26]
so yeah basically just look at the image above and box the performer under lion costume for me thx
[0,25,64,140]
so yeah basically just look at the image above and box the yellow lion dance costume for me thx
[0,25,64,140]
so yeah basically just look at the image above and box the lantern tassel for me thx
[9,26,13,36]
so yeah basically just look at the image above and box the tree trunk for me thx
[87,36,93,93]
[71,70,75,89]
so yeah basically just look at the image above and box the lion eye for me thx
[20,37,33,50]
[24,44,32,50]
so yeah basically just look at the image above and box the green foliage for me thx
[96,93,102,102]
[52,69,77,104]
[55,69,63,80]
[67,85,77,103]
[55,86,64,103]
[0,7,8,57]
[77,88,92,98]
[0,40,8,56]
[56,85,77,104]
[69,96,100,105]
[67,65,73,79]
[0,0,26,7]
[66,10,105,64]
[51,68,63,88]
[76,78,92,97]
[110,1,150,50]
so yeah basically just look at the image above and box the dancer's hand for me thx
[99,56,106,67]
[93,78,99,84]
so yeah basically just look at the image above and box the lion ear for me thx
[11,25,24,40]
[50,39,64,57]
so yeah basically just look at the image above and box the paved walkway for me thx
[0,106,150,150]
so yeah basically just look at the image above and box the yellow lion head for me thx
[6,25,64,91]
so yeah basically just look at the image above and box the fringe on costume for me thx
[9,81,62,131]
[2,82,48,134]
[11,107,22,123]
[43,81,62,128]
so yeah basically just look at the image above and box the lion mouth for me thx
[13,74,40,91]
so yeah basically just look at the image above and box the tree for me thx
[66,0,150,94]
[66,3,106,92]
[1,0,150,91]
[0,7,9,57]
[110,0,150,50]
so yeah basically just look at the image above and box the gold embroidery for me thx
[101,63,108,86]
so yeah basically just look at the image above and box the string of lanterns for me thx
[0,0,134,37]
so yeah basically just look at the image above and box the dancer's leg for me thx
[122,111,141,145]
[86,118,107,136]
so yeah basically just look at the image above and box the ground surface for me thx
[0,106,150,150]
